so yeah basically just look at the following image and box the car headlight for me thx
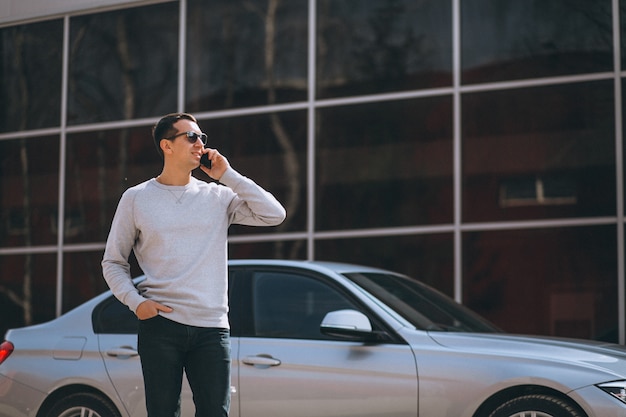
[597,381,626,403]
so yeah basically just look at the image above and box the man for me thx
[102,112,286,417]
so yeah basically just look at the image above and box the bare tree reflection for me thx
[114,14,133,194]
[0,28,34,326]
[246,0,302,259]
[70,14,135,242]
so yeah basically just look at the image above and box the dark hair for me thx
[152,112,198,158]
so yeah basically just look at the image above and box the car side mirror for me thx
[320,309,390,342]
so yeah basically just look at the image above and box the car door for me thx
[233,267,418,417]
[94,290,241,417]
[93,296,150,417]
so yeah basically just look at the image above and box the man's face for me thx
[164,119,204,169]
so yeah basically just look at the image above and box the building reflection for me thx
[0,0,622,343]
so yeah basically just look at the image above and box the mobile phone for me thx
[200,152,211,168]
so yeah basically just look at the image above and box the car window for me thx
[252,272,358,340]
[92,296,139,334]
[344,272,500,333]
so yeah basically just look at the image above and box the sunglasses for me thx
[165,131,208,145]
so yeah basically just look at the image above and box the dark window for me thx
[462,0,613,84]
[344,272,498,332]
[0,136,60,248]
[62,251,140,314]
[92,296,138,335]
[251,272,357,340]
[68,3,179,124]
[0,253,57,339]
[462,81,615,222]
[316,97,453,230]
[463,225,618,342]
[317,0,452,98]
[0,20,63,132]
[65,127,161,244]
[186,0,308,111]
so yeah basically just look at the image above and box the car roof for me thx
[21,260,403,333]
[227,259,400,276]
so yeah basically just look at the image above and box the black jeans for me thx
[137,315,231,417]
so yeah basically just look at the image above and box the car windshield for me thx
[343,272,500,333]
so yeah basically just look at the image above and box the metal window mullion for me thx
[307,0,317,260]
[56,15,70,317]
[612,0,625,345]
[452,0,462,303]
[178,0,187,112]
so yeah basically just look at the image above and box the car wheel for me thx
[489,394,585,417]
[45,392,121,417]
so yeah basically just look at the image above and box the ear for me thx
[160,139,173,156]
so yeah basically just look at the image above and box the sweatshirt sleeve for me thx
[101,189,146,313]
[219,167,286,227]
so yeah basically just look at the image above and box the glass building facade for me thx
[0,0,623,344]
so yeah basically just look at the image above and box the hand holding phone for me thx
[199,148,228,181]
[200,150,211,168]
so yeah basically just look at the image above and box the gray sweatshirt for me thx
[101,167,286,328]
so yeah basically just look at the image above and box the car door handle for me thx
[242,354,281,367]
[106,347,139,357]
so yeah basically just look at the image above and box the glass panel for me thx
[0,20,63,132]
[63,251,110,312]
[315,233,454,297]
[0,253,57,337]
[316,97,453,230]
[0,136,59,247]
[198,111,307,234]
[462,0,613,84]
[229,240,307,261]
[65,127,161,244]
[92,295,138,334]
[252,271,358,339]
[463,226,617,342]
[462,80,615,222]
[68,3,179,125]
[63,251,142,313]
[186,0,308,111]
[317,0,452,99]
[344,272,497,332]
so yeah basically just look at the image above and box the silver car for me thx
[2,260,626,417]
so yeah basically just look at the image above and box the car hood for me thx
[424,331,626,378]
